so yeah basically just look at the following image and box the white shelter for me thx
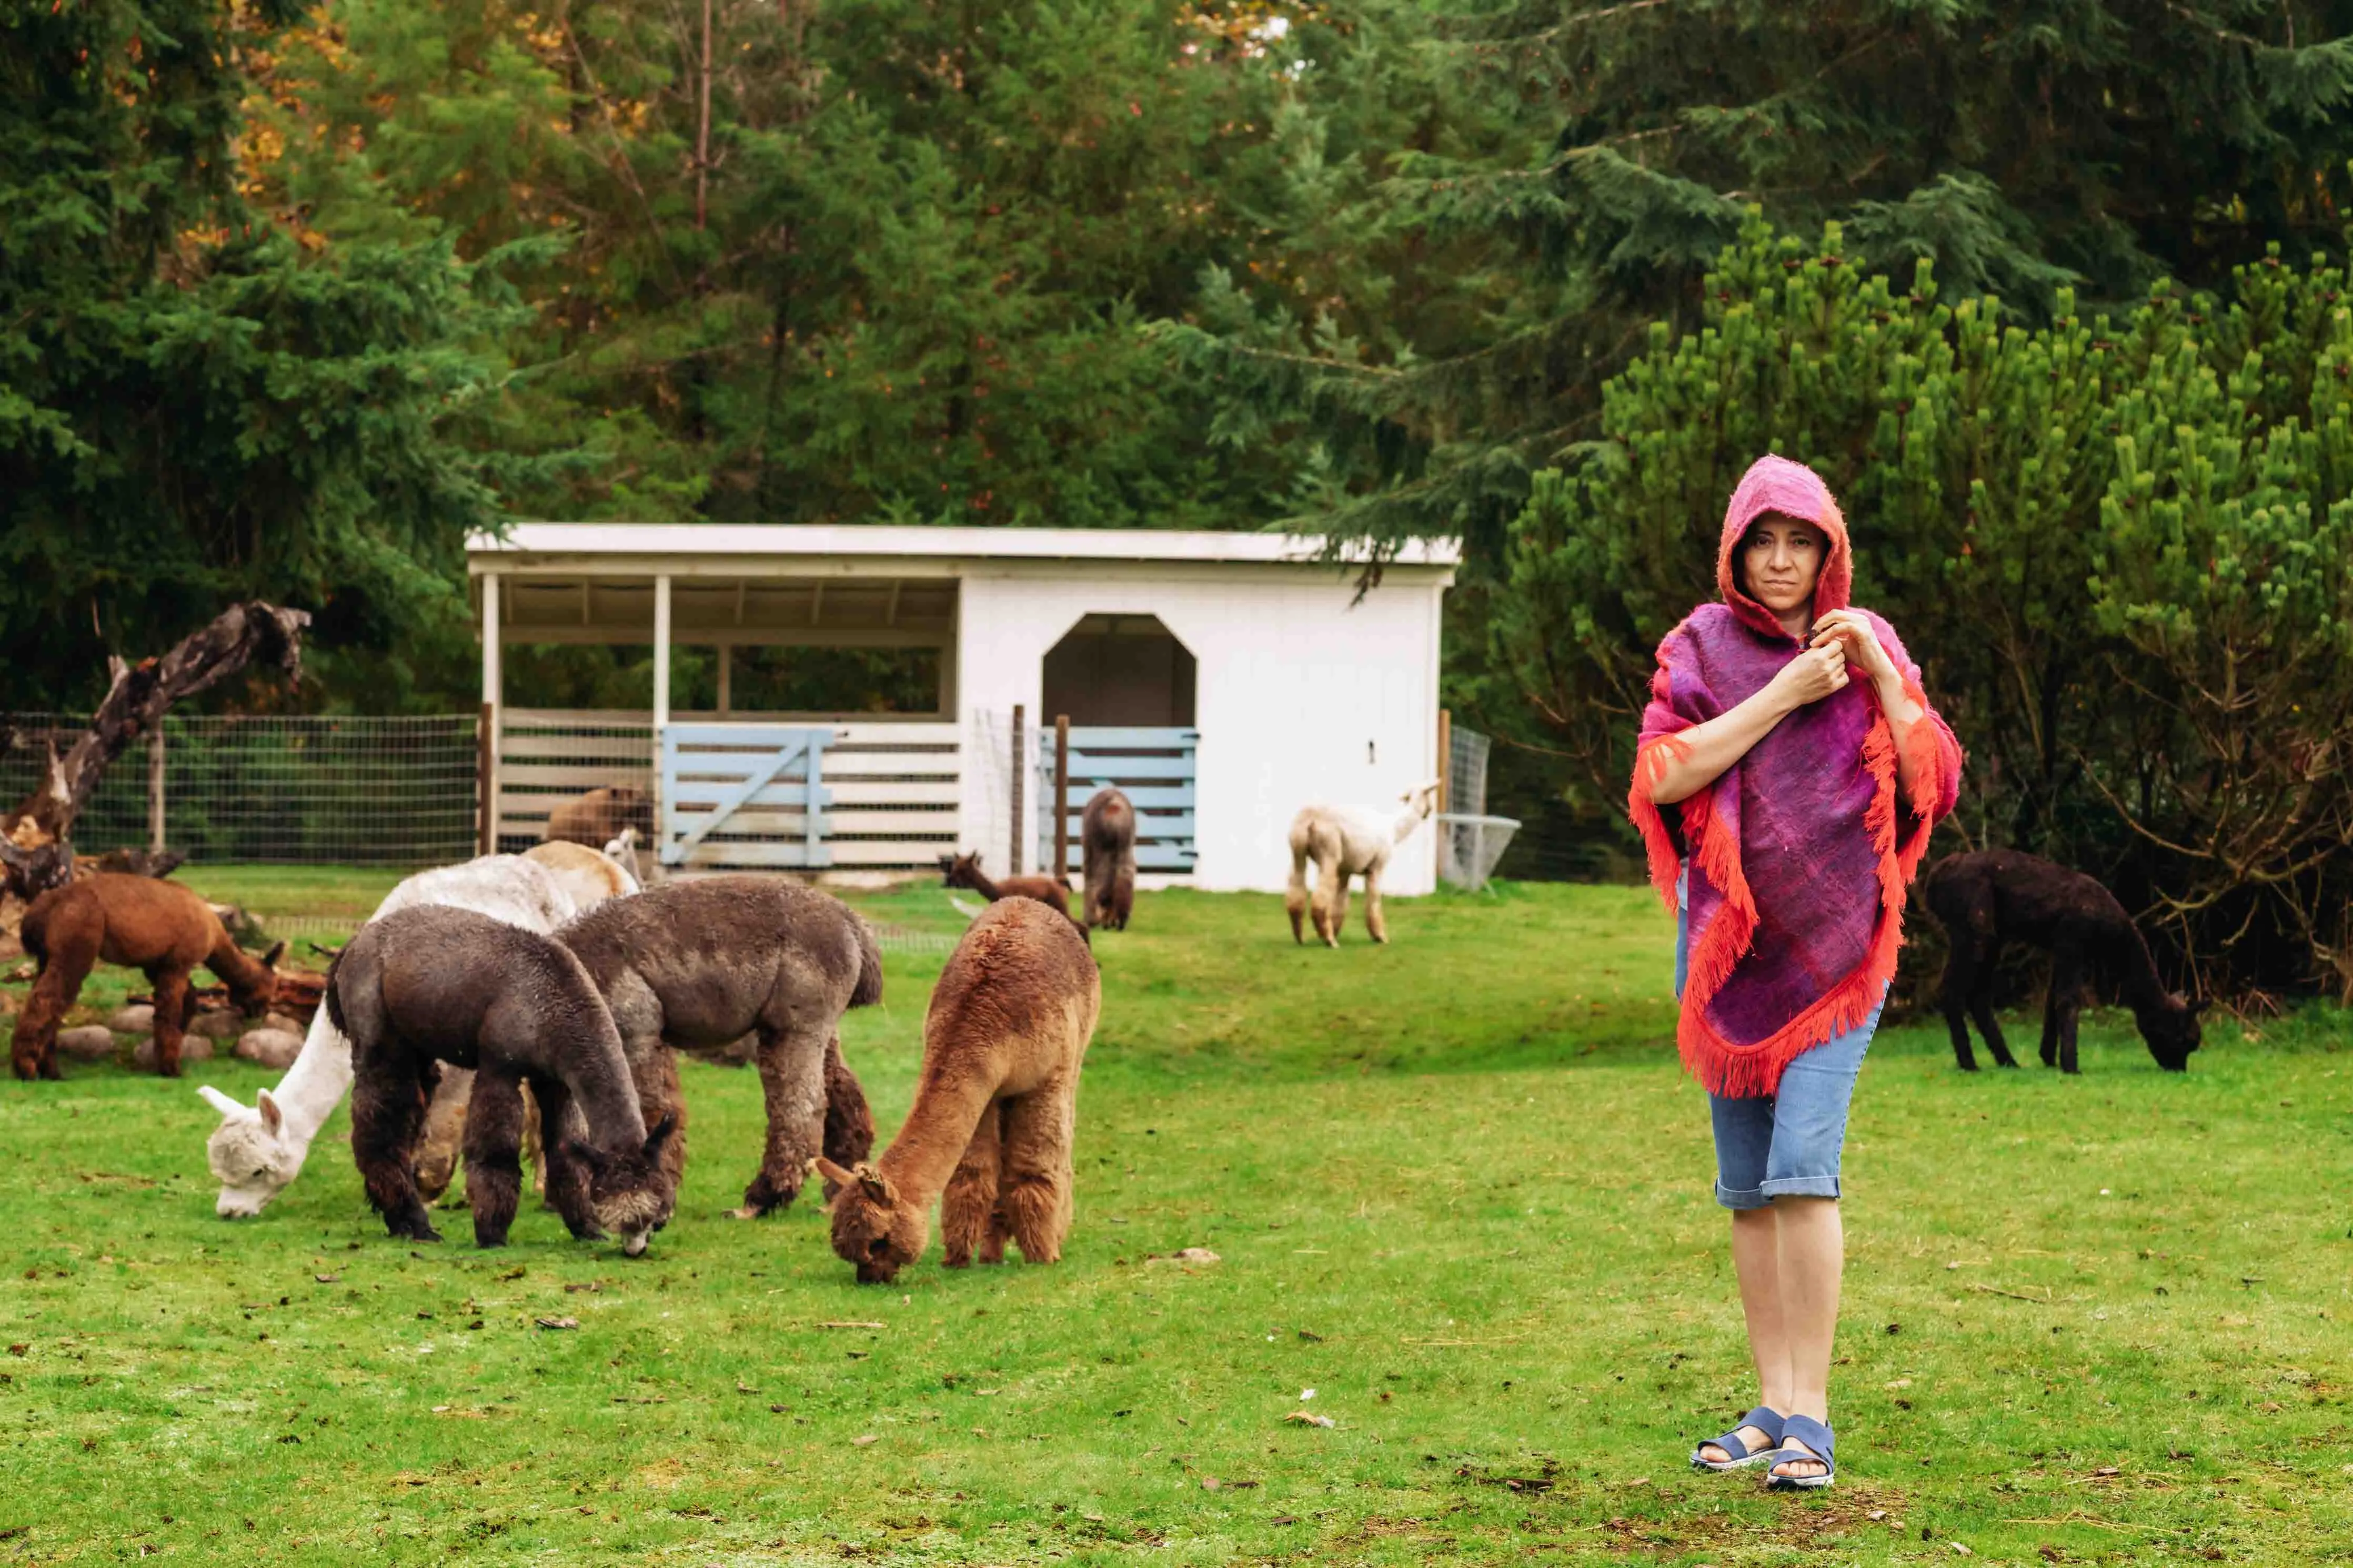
[467,524,1459,893]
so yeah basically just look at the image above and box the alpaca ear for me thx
[566,1139,609,1176]
[260,940,288,969]
[854,1162,892,1203]
[198,1085,251,1121]
[2189,994,2213,1017]
[641,1114,677,1158]
[256,1089,284,1135]
[812,1156,855,1190]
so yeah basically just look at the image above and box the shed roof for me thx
[468,523,1459,571]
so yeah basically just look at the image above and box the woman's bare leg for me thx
[1700,1206,1791,1461]
[1769,1196,1841,1479]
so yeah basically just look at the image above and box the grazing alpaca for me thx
[328,906,674,1252]
[200,854,590,1219]
[1284,781,1443,947]
[524,838,642,906]
[14,875,284,1080]
[1080,787,1137,930]
[816,898,1099,1283]
[1925,849,2206,1074]
[557,876,881,1222]
[545,785,654,848]
[939,851,1072,918]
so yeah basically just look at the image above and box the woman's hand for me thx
[1809,609,1900,686]
[1767,643,1850,709]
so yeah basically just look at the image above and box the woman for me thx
[1628,454,1960,1490]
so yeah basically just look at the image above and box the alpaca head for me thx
[200,1085,296,1217]
[2139,993,2208,1072]
[566,1114,678,1257]
[813,1156,927,1283]
[232,940,289,1017]
[939,852,983,891]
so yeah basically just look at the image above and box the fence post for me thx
[478,703,496,854]
[1437,706,1452,816]
[147,727,165,853]
[1053,714,1071,884]
[1009,704,1025,874]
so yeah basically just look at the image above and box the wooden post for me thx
[1437,706,1452,816]
[478,702,496,854]
[652,573,672,862]
[1008,705,1025,874]
[146,728,165,854]
[1053,713,1071,884]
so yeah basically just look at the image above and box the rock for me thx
[106,1004,155,1035]
[188,1010,244,1041]
[234,1028,304,1070]
[132,1035,214,1070]
[260,1012,306,1038]
[55,1025,119,1062]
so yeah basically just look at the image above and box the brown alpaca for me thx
[557,876,881,1223]
[544,785,654,849]
[14,875,284,1080]
[1925,849,2206,1075]
[816,898,1099,1284]
[939,852,1072,918]
[327,906,674,1252]
[1080,788,1137,930]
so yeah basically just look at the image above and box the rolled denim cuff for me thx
[1714,1181,1771,1211]
[1760,1176,1842,1202]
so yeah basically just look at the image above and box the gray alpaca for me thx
[557,876,882,1221]
[327,906,675,1254]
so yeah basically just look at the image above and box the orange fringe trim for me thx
[1634,686,1958,1100]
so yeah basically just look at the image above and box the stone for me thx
[188,1010,244,1041]
[55,1025,119,1062]
[106,1004,155,1035]
[260,1012,306,1038]
[133,1035,214,1070]
[234,1028,305,1070]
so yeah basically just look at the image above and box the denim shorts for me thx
[1677,872,1882,1210]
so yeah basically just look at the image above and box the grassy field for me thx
[1,876,2348,1565]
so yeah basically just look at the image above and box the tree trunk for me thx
[0,602,309,899]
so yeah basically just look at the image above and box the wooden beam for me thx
[1009,705,1025,875]
[810,581,825,628]
[581,578,592,625]
[885,580,902,626]
[1053,714,1071,886]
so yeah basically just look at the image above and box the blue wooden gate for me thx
[1040,726,1198,874]
[658,723,834,870]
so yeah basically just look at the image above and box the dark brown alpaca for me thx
[327,906,673,1252]
[14,875,284,1080]
[817,898,1099,1283]
[1925,849,2206,1075]
[1080,787,1137,930]
[939,852,1072,918]
[557,876,880,1223]
[545,785,654,848]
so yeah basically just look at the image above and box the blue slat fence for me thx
[1038,726,1199,874]
[658,723,834,870]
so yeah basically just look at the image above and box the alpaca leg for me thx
[13,954,88,1081]
[520,1078,552,1206]
[148,967,193,1079]
[1938,947,1980,1071]
[981,1102,1014,1264]
[415,1064,471,1203]
[821,1033,876,1177]
[626,1045,688,1227]
[526,1076,600,1240]
[461,1072,526,1248]
[351,1055,439,1242]
[1966,941,2015,1068]
[1285,845,1312,944]
[2049,950,2087,1075]
[940,1098,1005,1269]
[737,1022,830,1219]
[1363,863,1387,945]
[998,1077,1078,1265]
[1322,870,1351,949]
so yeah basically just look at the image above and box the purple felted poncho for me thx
[1628,456,1962,1098]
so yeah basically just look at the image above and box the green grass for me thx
[2,879,2349,1564]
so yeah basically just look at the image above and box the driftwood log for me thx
[0,602,308,901]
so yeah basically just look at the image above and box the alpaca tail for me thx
[321,929,384,1052]
[849,916,884,1008]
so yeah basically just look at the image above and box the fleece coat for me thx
[1629,456,1962,1098]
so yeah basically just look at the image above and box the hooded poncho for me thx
[1630,456,1962,1099]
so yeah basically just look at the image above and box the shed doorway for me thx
[1041,614,1195,727]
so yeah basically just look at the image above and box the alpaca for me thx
[815,897,1099,1283]
[524,838,642,906]
[200,853,592,1219]
[14,874,285,1080]
[1925,849,2206,1075]
[939,851,1072,918]
[557,876,882,1222]
[1284,780,1443,947]
[1080,787,1137,930]
[327,906,675,1252]
[545,785,654,848]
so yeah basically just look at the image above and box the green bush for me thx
[1493,216,2353,996]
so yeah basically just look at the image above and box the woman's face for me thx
[1739,513,1826,618]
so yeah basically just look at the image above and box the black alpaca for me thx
[1923,850,2205,1075]
[1080,787,1137,930]
[327,906,674,1252]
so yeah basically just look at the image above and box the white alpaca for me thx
[199,852,630,1218]
[1284,780,1443,947]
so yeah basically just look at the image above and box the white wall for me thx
[954,564,1448,895]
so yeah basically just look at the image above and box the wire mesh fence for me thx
[0,713,480,867]
[1437,723,1520,892]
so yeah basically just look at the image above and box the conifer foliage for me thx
[1494,218,2353,993]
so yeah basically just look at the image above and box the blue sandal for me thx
[1766,1413,1835,1490]
[1689,1405,1785,1471]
